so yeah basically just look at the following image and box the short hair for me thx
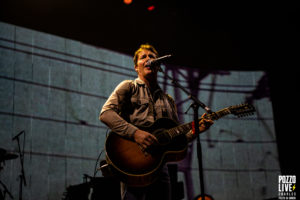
[133,44,159,66]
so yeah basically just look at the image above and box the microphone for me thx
[12,130,25,141]
[146,54,172,68]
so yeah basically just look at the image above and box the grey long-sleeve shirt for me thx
[99,78,179,139]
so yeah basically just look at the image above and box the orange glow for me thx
[124,0,132,5]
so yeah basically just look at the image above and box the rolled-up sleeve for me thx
[99,80,138,139]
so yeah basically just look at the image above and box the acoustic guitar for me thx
[104,104,255,186]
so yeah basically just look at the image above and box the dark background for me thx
[0,0,297,174]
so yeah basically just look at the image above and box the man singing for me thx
[100,44,213,200]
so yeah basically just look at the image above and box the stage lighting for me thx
[124,0,132,5]
[147,5,155,11]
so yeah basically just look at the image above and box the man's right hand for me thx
[133,130,158,150]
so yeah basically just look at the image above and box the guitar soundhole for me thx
[153,129,171,146]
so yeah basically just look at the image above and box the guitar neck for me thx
[167,108,231,138]
[205,107,232,120]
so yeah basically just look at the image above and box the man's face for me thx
[135,49,158,79]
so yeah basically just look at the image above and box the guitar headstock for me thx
[229,103,256,117]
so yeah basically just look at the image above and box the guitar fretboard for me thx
[166,103,255,138]
[167,122,193,138]
[167,108,231,138]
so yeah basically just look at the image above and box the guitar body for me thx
[105,118,188,187]
[104,103,255,187]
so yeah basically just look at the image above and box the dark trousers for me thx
[121,166,171,200]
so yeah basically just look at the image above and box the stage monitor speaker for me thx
[91,177,121,200]
[63,182,90,200]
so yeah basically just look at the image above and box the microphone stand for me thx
[12,131,26,200]
[157,65,212,200]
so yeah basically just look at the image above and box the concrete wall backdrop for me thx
[0,22,280,200]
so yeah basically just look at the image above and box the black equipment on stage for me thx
[0,147,17,200]
[168,164,184,200]
[0,148,18,163]
[62,176,121,200]
[12,130,26,200]
[63,164,184,200]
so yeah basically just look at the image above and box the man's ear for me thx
[134,65,138,72]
